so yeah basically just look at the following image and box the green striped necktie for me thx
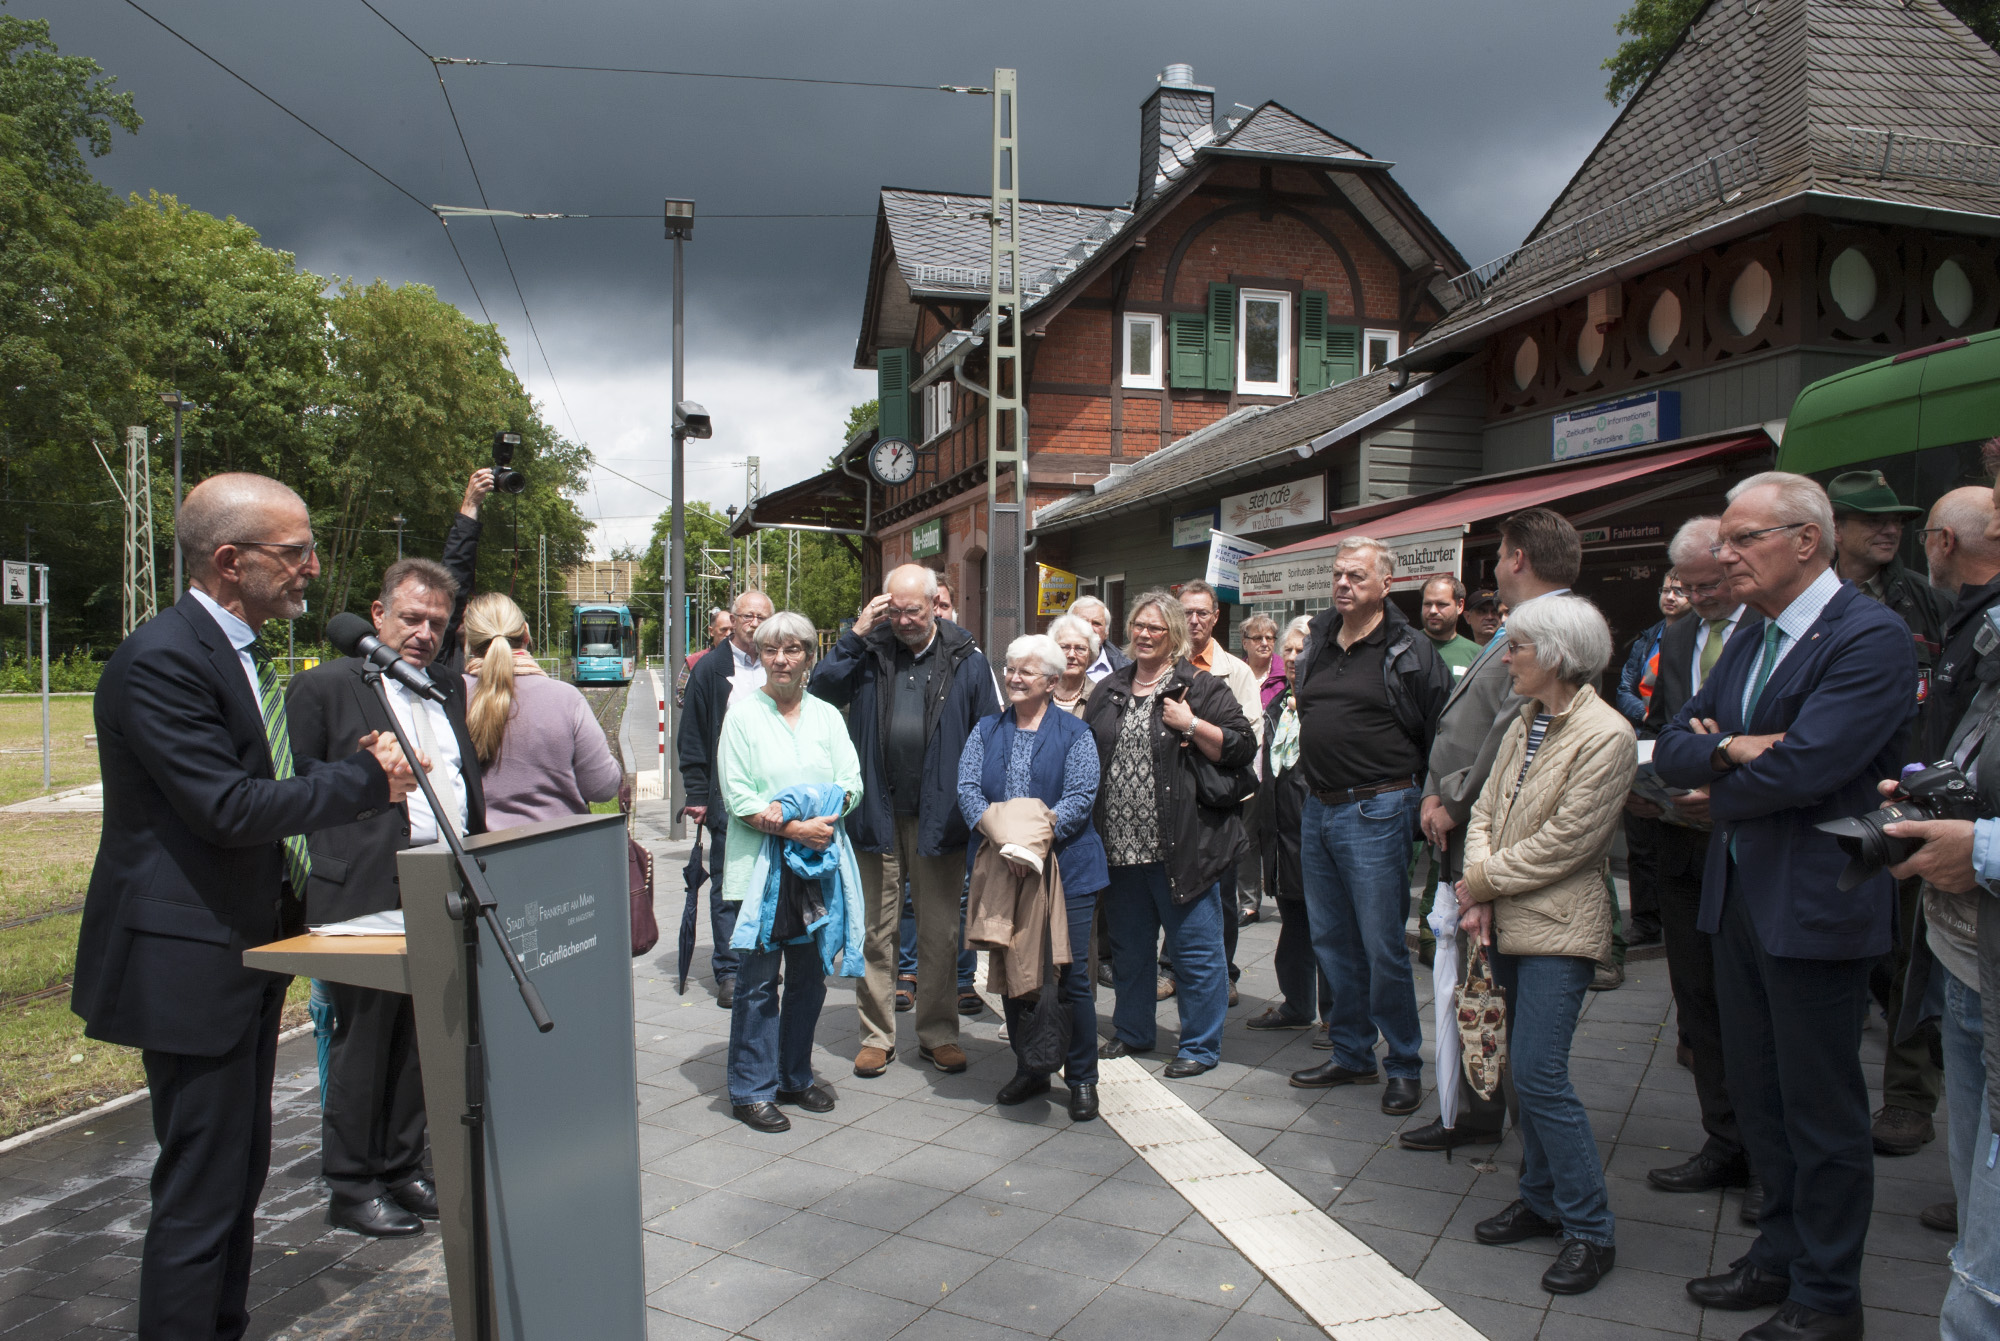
[255,657,314,894]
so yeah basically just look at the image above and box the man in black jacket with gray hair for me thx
[1285,536,1450,1116]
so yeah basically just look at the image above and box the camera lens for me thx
[1816,803,1920,891]
[494,466,527,495]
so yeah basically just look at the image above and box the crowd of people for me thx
[73,454,1999,1338]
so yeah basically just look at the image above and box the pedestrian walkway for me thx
[0,783,101,815]
[0,820,1954,1337]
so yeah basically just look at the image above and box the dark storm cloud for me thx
[48,0,1633,547]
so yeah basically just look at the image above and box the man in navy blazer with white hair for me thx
[1656,471,1917,1341]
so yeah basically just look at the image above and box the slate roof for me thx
[1209,102,1376,164]
[1033,366,1443,531]
[1409,0,2000,359]
[881,190,1132,303]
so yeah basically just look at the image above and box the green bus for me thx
[1777,329,2000,506]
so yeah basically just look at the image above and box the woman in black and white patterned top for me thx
[1080,590,1256,1080]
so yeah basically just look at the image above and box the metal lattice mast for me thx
[537,533,549,656]
[745,456,763,590]
[985,68,1027,654]
[124,426,158,634]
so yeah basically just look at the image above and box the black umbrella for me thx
[676,830,707,994]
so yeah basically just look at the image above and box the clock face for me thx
[870,437,917,485]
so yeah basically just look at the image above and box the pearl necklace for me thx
[1131,666,1170,695]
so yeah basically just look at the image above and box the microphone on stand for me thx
[326,612,448,704]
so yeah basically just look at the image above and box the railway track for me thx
[578,683,629,754]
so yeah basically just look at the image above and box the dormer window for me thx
[1237,289,1291,395]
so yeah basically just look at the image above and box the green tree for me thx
[1603,0,2000,102]
[0,10,138,222]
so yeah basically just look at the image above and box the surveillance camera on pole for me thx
[674,402,712,440]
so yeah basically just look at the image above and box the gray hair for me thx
[1667,516,1721,568]
[1931,486,1997,554]
[1726,471,1836,560]
[1282,615,1313,648]
[1070,595,1109,624]
[177,472,306,579]
[1240,613,1280,638]
[1048,613,1100,660]
[752,610,817,659]
[1504,594,1613,687]
[732,588,774,617]
[1005,633,1065,679]
[884,563,939,599]
[1334,535,1395,580]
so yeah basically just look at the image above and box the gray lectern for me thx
[248,813,645,1341]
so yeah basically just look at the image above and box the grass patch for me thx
[0,976,315,1143]
[1,912,78,1000]
[0,698,99,806]
[0,814,99,923]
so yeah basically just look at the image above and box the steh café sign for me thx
[1221,474,1325,536]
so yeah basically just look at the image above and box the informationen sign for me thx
[1220,475,1325,536]
[1204,530,1267,605]
[910,518,942,558]
[1037,564,1080,616]
[1172,509,1220,549]
[1552,391,1681,461]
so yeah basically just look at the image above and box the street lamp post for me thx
[392,514,407,561]
[159,391,189,596]
[664,198,697,839]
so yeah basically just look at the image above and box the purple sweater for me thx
[465,673,624,829]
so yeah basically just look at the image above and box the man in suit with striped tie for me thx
[73,473,418,1340]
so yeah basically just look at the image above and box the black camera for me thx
[492,430,526,495]
[1815,760,1980,890]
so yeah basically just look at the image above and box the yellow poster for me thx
[1037,564,1080,616]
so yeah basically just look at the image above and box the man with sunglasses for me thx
[1827,469,1952,1162]
[74,473,420,1339]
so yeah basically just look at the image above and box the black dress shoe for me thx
[1920,1200,1958,1233]
[732,1101,792,1132]
[329,1195,424,1238]
[1397,1117,1502,1152]
[1163,1056,1215,1078]
[1380,1078,1421,1115]
[1098,1038,1152,1059]
[1541,1238,1614,1295]
[1739,1300,1862,1340]
[1244,1007,1312,1031]
[1647,1150,1750,1193]
[715,977,735,1010]
[775,1084,835,1113]
[386,1176,438,1220]
[1289,1060,1379,1089]
[1067,1084,1099,1122]
[1740,1175,1765,1227]
[1474,1198,1561,1245]
[1685,1259,1790,1311]
[996,1074,1052,1106]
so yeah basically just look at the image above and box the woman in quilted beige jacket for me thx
[1458,594,1637,1298]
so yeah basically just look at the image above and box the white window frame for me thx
[922,380,954,443]
[1121,313,1163,390]
[1364,328,1400,375]
[1236,289,1292,396]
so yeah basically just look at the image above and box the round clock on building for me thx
[868,437,918,486]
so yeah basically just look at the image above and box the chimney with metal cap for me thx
[1137,64,1215,206]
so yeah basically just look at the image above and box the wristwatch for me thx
[1709,734,1737,772]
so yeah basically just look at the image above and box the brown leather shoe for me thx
[1871,1105,1934,1156]
[920,1043,968,1074]
[853,1046,896,1078]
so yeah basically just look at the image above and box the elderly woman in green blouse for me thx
[717,611,863,1134]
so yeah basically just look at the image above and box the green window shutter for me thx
[1169,312,1208,387]
[877,347,912,440]
[1205,282,1237,391]
[1298,291,1329,396]
[1325,324,1361,387]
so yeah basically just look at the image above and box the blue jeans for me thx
[709,825,741,983]
[1103,864,1226,1066]
[1299,790,1424,1079]
[1001,888,1099,1087]
[898,877,977,989]
[1493,951,1615,1248]
[1941,972,2000,1338]
[726,940,826,1105]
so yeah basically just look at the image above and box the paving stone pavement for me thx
[0,809,1955,1338]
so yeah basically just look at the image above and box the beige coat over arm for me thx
[1462,683,1638,964]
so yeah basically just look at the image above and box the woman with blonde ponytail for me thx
[462,592,623,828]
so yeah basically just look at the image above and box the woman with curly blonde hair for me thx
[462,592,622,828]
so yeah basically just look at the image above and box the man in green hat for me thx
[1828,468,1950,1163]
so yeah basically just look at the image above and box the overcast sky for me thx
[54,0,1632,557]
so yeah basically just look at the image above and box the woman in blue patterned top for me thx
[958,634,1107,1120]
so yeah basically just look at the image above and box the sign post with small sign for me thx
[5,562,52,790]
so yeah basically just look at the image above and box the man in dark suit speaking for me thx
[1656,472,1916,1341]
[73,472,417,1340]
[287,558,486,1237]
